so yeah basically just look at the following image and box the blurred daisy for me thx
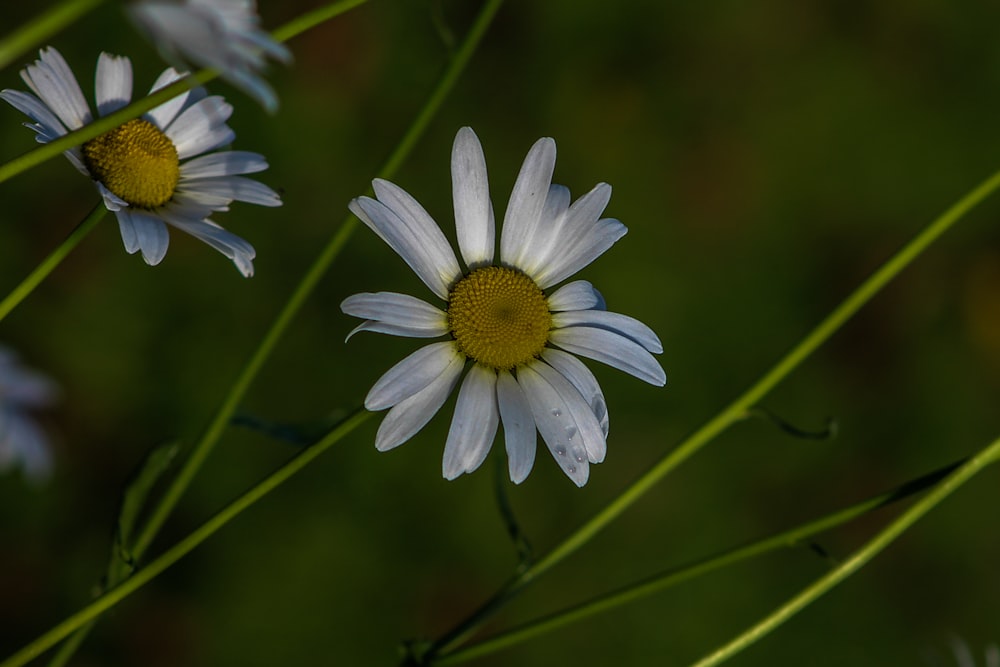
[342,127,666,487]
[0,345,58,481]
[936,637,1000,667]
[129,0,291,113]
[0,47,281,276]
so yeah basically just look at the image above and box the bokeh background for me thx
[2,0,1000,665]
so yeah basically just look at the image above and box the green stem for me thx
[0,0,367,187]
[427,169,1000,658]
[689,436,1000,667]
[433,459,963,665]
[0,0,107,71]
[0,409,372,667]
[0,203,104,324]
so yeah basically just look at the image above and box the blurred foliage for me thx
[1,0,1000,665]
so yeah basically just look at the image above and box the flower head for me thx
[1,47,281,276]
[342,127,666,487]
[129,0,291,113]
[0,345,58,481]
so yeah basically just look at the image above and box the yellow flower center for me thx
[82,118,180,209]
[447,266,551,370]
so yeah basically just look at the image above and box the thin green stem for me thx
[433,459,963,665]
[0,0,107,71]
[0,409,372,667]
[690,436,1000,667]
[427,169,1000,659]
[0,0,367,187]
[0,203,104,324]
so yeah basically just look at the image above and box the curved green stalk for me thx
[690,435,1000,667]
[433,459,963,665]
[0,0,107,71]
[0,203,104,324]
[0,0,367,187]
[426,169,1000,660]
[0,409,372,667]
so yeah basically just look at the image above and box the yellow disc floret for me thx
[82,118,180,209]
[447,266,551,370]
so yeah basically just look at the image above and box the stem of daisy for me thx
[0,409,372,667]
[0,0,368,187]
[431,457,964,665]
[0,0,107,71]
[425,168,1000,660]
[689,435,1000,667]
[0,202,104,324]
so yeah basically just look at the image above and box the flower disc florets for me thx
[82,118,180,209]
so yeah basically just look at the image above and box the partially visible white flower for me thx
[0,47,281,276]
[0,346,58,481]
[129,0,291,113]
[342,127,666,487]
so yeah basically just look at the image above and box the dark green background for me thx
[2,1,999,665]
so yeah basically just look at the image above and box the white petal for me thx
[534,217,627,289]
[365,342,463,411]
[22,47,92,131]
[1,412,53,481]
[374,355,464,452]
[116,210,140,253]
[158,214,256,277]
[165,95,234,158]
[144,68,191,129]
[550,326,666,386]
[547,280,601,312]
[542,348,609,440]
[500,137,556,268]
[451,127,494,268]
[442,365,499,479]
[530,360,607,465]
[129,212,171,265]
[496,370,536,484]
[179,175,281,207]
[553,309,663,354]
[517,184,572,278]
[95,181,128,212]
[349,195,460,300]
[95,53,133,116]
[345,321,448,341]
[341,292,448,340]
[516,363,592,487]
[0,89,69,142]
[179,151,269,177]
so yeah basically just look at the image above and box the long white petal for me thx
[159,215,256,277]
[373,178,462,279]
[179,151,268,177]
[374,356,464,451]
[166,95,235,158]
[95,53,133,116]
[349,195,459,300]
[0,90,68,143]
[547,280,601,312]
[534,217,627,289]
[442,365,499,479]
[530,360,606,465]
[516,363,591,486]
[365,342,463,411]
[553,309,663,354]
[550,327,666,386]
[144,67,190,129]
[542,348,609,440]
[22,47,92,131]
[341,292,448,340]
[451,126,494,268]
[180,176,281,207]
[129,212,171,266]
[496,370,536,484]
[518,184,572,279]
[345,321,448,341]
[500,137,556,267]
[116,210,140,253]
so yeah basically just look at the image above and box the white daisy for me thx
[128,0,291,113]
[0,46,281,277]
[0,345,58,481]
[342,127,666,487]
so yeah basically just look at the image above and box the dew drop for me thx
[575,454,585,463]
[568,465,577,474]
[555,445,566,456]
[551,408,562,418]
[565,426,577,440]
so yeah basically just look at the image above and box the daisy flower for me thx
[0,47,281,276]
[342,127,666,487]
[0,345,58,481]
[129,0,291,113]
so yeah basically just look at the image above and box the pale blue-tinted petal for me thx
[553,309,663,354]
[349,195,459,301]
[500,137,556,267]
[550,326,666,386]
[516,363,591,486]
[534,217,627,289]
[179,151,268,177]
[547,280,601,312]
[365,342,462,411]
[522,182,611,280]
[451,126,494,268]
[129,211,171,265]
[442,365,499,479]
[517,184,572,279]
[541,348,609,440]
[95,181,128,212]
[165,95,234,158]
[496,370,536,484]
[341,292,448,340]
[373,178,462,280]
[95,53,133,116]
[180,175,281,207]
[374,353,464,452]
[530,360,606,465]
[22,47,92,131]
[0,411,53,480]
[144,67,190,129]
[0,89,68,142]
[115,210,140,253]
[158,214,256,276]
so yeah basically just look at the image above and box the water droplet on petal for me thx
[565,426,577,440]
[555,445,566,456]
[551,408,562,417]
[575,454,584,463]
[568,465,577,474]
